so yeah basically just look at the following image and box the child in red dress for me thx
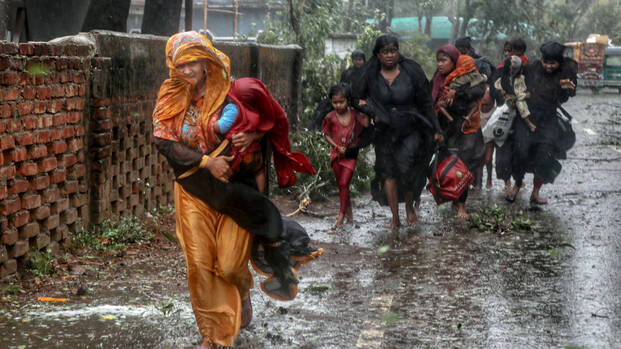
[321,83,369,227]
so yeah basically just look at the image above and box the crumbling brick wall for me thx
[0,31,303,278]
[0,41,90,277]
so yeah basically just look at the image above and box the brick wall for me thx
[0,41,90,277]
[0,31,303,278]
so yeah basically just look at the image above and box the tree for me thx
[141,0,183,36]
[82,0,131,32]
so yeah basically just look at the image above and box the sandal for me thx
[504,189,518,203]
[530,196,548,205]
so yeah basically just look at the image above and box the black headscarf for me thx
[351,49,366,61]
[540,42,566,63]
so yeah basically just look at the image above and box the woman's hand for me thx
[202,155,235,183]
[358,99,367,106]
[232,132,262,152]
[434,133,444,143]
[337,145,346,155]
[560,79,576,90]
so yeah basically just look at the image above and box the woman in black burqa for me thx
[510,42,577,204]
[355,34,443,229]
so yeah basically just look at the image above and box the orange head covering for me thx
[153,31,231,140]
[444,54,477,87]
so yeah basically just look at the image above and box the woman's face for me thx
[436,52,455,75]
[377,43,399,69]
[542,60,560,73]
[177,61,206,85]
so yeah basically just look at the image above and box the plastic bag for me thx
[481,103,514,146]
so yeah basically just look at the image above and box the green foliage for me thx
[73,216,153,252]
[303,283,330,295]
[1,283,21,295]
[30,248,54,278]
[468,206,543,235]
[300,55,347,128]
[396,31,436,77]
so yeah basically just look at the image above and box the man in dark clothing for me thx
[455,36,494,80]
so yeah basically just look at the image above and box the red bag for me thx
[427,152,474,204]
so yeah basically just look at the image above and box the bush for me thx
[30,248,54,278]
[73,216,153,252]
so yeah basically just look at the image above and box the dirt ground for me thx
[1,91,620,349]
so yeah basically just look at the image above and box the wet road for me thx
[1,92,620,348]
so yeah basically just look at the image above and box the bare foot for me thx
[530,195,548,205]
[384,219,400,230]
[472,184,481,191]
[414,200,420,210]
[334,214,345,228]
[485,179,493,189]
[405,208,418,226]
[455,202,469,218]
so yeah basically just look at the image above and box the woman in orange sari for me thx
[153,31,320,348]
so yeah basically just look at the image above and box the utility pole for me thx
[185,0,192,31]
[204,0,208,34]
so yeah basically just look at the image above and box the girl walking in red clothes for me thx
[322,84,369,227]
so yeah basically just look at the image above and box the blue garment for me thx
[218,103,239,134]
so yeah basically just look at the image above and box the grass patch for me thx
[303,283,330,295]
[73,216,153,252]
[29,248,54,278]
[1,283,21,295]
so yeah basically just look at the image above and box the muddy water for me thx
[1,92,619,348]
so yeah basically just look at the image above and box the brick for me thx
[28,144,47,159]
[72,72,85,84]
[50,129,62,141]
[71,193,87,207]
[0,165,16,180]
[47,241,59,255]
[66,112,81,124]
[18,43,34,55]
[17,72,32,86]
[60,153,77,167]
[61,207,77,225]
[1,259,18,278]
[34,130,50,143]
[8,178,29,195]
[0,42,18,54]
[15,132,34,146]
[68,163,86,179]
[23,116,37,130]
[51,85,64,97]
[8,147,27,162]
[17,101,34,116]
[1,228,18,245]
[75,125,85,137]
[0,56,7,70]
[19,222,39,239]
[22,86,36,100]
[0,196,21,215]
[50,169,66,184]
[21,193,41,209]
[52,112,66,126]
[33,101,47,114]
[8,240,28,259]
[62,126,75,138]
[52,198,69,214]
[18,162,38,176]
[10,210,30,228]
[67,138,83,152]
[0,135,15,150]
[30,174,50,191]
[32,205,50,220]
[41,187,59,203]
[61,180,78,195]
[0,184,6,200]
[47,100,64,113]
[32,43,50,56]
[0,103,14,118]
[36,86,51,99]
[2,88,20,101]
[1,71,18,85]
[38,156,57,173]
[4,119,21,132]
[35,233,50,249]
[44,214,60,230]
[47,141,67,155]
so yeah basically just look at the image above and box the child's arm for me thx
[513,76,532,122]
[215,103,239,134]
[324,134,345,155]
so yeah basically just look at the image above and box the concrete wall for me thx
[0,31,302,278]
